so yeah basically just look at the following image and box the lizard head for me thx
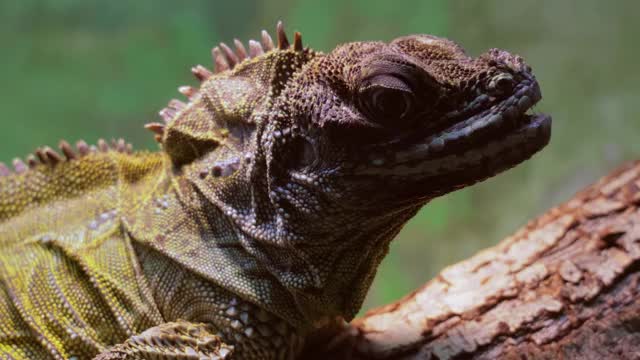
[149,24,551,328]
[256,32,551,322]
[265,34,551,209]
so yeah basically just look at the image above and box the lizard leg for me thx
[93,320,234,360]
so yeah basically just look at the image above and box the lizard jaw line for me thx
[355,76,545,174]
[423,79,542,158]
[357,112,550,177]
[382,76,545,164]
[355,74,551,177]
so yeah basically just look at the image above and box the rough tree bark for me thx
[302,160,640,359]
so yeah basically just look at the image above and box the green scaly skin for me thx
[0,22,551,359]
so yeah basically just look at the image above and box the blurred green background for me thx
[1,1,639,312]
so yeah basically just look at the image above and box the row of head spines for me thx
[0,138,133,176]
[145,21,305,143]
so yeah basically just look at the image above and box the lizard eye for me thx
[358,74,416,126]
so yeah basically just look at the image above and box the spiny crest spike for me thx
[261,30,274,51]
[248,40,264,58]
[276,21,289,49]
[26,155,37,168]
[178,85,196,98]
[234,39,247,60]
[168,99,186,111]
[59,140,77,160]
[98,139,109,152]
[35,149,47,164]
[76,140,90,156]
[115,138,128,153]
[0,162,10,176]
[12,158,27,174]
[191,65,213,82]
[212,47,230,73]
[43,147,62,165]
[145,122,165,136]
[159,108,176,123]
[219,42,239,67]
[293,31,303,51]
[35,147,53,165]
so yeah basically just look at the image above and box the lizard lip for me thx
[421,79,545,158]
[356,76,551,179]
[393,76,550,164]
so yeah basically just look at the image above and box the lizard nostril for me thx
[487,73,514,96]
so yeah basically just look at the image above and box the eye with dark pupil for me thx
[371,88,411,119]
[358,72,422,126]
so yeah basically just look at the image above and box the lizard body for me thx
[0,22,551,359]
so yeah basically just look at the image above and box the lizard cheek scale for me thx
[0,21,550,359]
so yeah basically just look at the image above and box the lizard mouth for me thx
[356,76,551,186]
[419,78,550,158]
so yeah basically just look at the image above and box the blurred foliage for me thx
[1,0,639,313]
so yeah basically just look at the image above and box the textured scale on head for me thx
[145,21,551,324]
[0,20,551,359]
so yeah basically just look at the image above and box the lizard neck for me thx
[199,160,425,324]
[125,148,423,330]
[123,154,317,331]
